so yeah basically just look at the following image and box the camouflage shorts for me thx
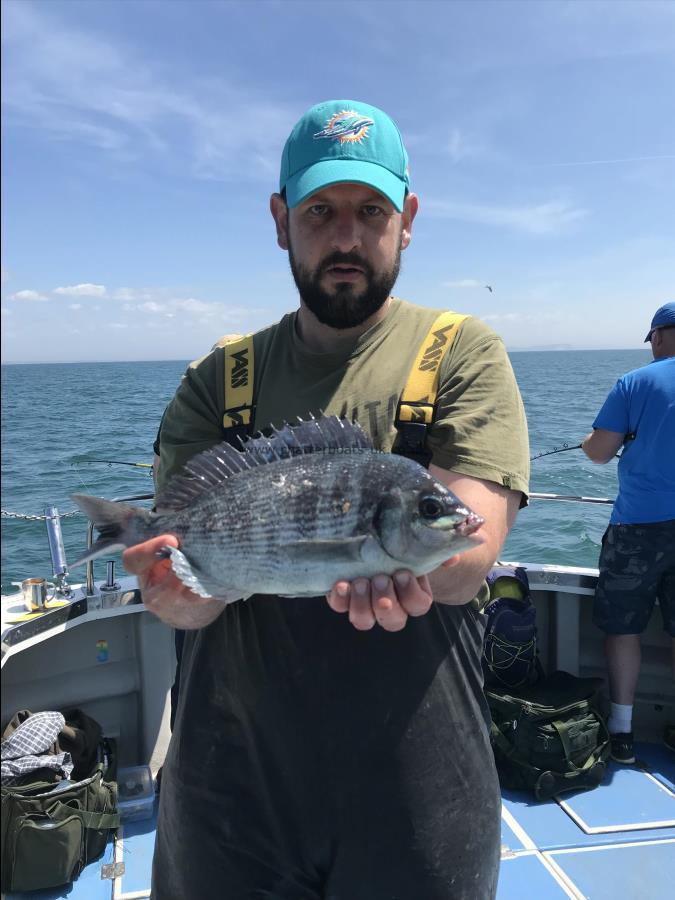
[593,520,675,636]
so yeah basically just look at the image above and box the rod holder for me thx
[101,560,121,592]
[44,506,71,596]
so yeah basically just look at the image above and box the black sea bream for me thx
[72,416,484,603]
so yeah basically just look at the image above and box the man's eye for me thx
[363,205,383,217]
[308,205,329,217]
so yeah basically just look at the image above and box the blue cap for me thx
[645,301,675,341]
[279,100,410,212]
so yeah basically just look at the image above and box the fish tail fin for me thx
[70,494,154,568]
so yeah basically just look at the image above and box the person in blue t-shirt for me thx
[582,302,675,764]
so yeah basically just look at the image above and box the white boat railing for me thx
[84,494,154,595]
[529,492,613,505]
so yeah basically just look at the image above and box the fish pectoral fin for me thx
[167,547,245,605]
[280,537,369,563]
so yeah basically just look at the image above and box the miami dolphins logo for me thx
[314,110,374,144]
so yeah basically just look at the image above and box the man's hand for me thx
[123,535,225,630]
[325,466,523,631]
[326,570,435,631]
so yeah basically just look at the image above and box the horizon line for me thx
[1,346,651,365]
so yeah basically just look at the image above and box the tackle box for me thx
[116,764,154,822]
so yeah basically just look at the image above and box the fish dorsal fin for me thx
[156,415,372,511]
[242,415,372,463]
[155,442,254,511]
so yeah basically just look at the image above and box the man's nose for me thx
[330,209,362,252]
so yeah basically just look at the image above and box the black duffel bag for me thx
[486,670,611,801]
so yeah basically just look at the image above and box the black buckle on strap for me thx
[391,421,432,469]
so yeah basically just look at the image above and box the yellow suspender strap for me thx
[222,334,255,429]
[397,312,469,425]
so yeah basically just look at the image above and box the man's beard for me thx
[288,238,402,330]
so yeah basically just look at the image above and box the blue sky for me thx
[2,0,674,363]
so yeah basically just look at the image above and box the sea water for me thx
[0,349,651,594]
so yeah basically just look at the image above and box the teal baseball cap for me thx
[279,100,410,212]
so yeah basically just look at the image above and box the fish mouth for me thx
[455,511,485,536]
[427,510,485,535]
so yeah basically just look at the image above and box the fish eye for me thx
[419,496,444,519]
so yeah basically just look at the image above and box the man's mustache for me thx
[319,253,373,276]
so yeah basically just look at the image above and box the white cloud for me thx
[68,303,83,310]
[112,287,156,302]
[1,2,296,181]
[482,311,564,324]
[10,289,48,301]
[482,312,526,323]
[1,307,12,317]
[443,279,483,289]
[110,322,128,329]
[54,283,107,297]
[172,298,216,314]
[425,199,588,235]
[540,154,675,168]
[445,128,490,164]
[127,295,228,317]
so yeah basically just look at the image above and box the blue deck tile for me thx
[634,740,675,791]
[115,798,158,897]
[501,806,531,854]
[547,838,675,900]
[557,764,675,834]
[497,852,572,900]
[501,762,675,851]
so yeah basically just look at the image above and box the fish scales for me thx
[158,454,389,585]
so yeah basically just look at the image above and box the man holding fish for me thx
[95,100,530,898]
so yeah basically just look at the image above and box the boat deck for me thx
[6,741,674,900]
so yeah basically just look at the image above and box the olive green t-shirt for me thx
[152,298,523,896]
[157,297,529,498]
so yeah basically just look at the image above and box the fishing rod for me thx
[530,443,582,461]
[531,431,635,462]
[85,459,153,470]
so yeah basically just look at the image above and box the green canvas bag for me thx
[1,763,119,892]
[486,670,611,801]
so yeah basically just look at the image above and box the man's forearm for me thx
[428,545,497,606]
[581,428,624,464]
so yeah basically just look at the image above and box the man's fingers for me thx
[123,535,191,594]
[349,579,376,630]
[326,581,351,614]
[123,534,179,576]
[394,571,434,617]
[371,575,407,631]
[120,535,225,630]
[326,572,434,630]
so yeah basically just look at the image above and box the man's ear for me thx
[401,192,419,251]
[270,193,289,250]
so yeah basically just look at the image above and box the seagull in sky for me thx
[485,285,493,293]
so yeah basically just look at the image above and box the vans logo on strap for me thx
[419,322,460,373]
[230,348,249,390]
